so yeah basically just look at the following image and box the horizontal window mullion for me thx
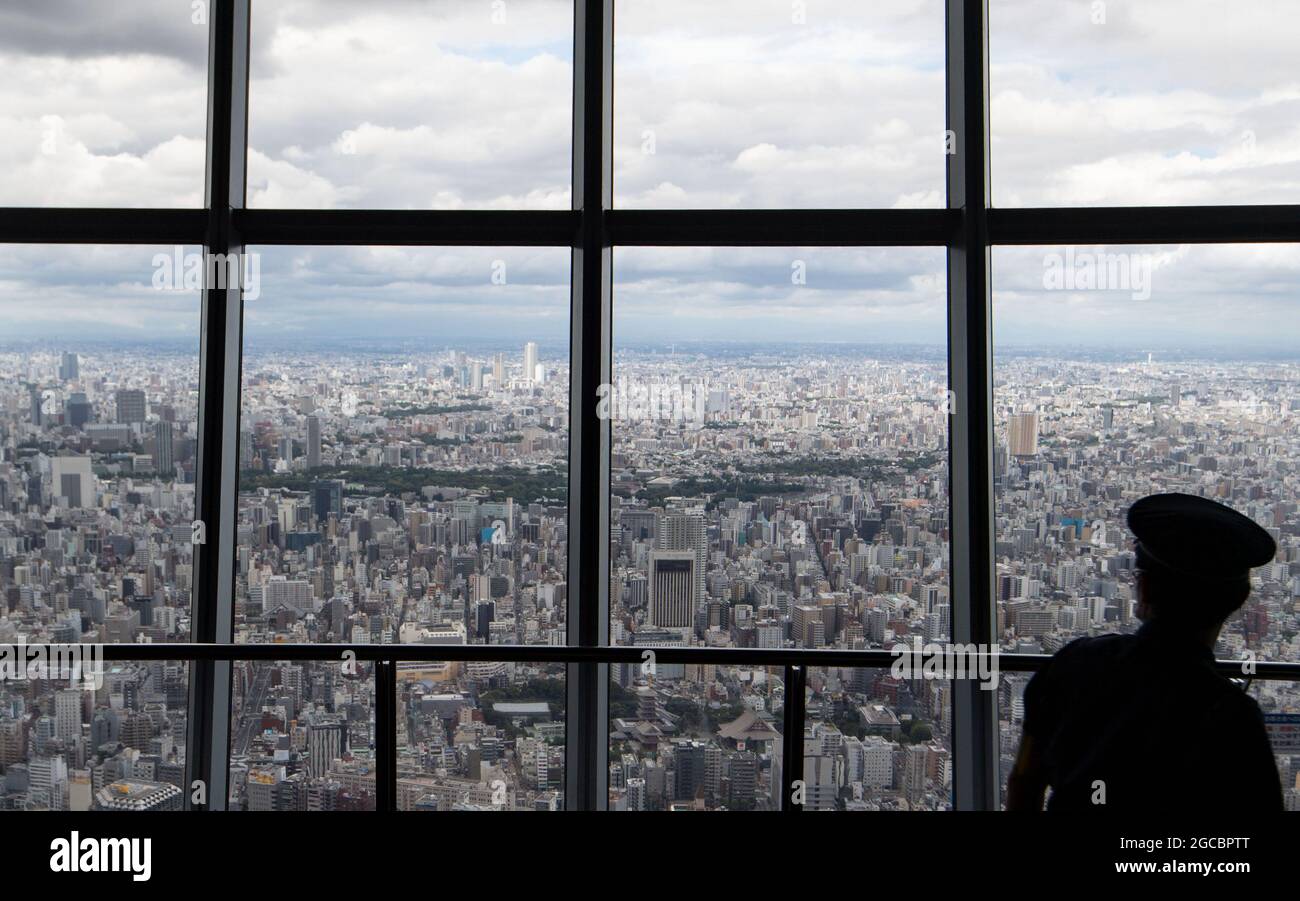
[233,208,579,246]
[990,205,1300,245]
[609,208,956,246]
[0,208,207,244]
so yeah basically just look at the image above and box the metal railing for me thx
[46,641,1300,812]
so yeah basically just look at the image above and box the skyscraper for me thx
[153,420,174,475]
[523,341,538,383]
[58,352,79,382]
[657,509,708,604]
[1007,411,1039,457]
[649,550,696,629]
[115,388,147,424]
[306,415,322,468]
[66,392,92,428]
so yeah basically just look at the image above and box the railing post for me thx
[781,665,807,812]
[374,660,397,811]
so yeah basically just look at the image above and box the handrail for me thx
[17,641,1299,679]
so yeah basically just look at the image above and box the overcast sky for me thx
[0,0,1296,348]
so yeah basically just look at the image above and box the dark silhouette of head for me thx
[1127,493,1275,633]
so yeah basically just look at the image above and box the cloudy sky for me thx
[0,0,1296,349]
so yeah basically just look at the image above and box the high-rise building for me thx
[153,420,174,475]
[50,455,94,508]
[649,550,696,629]
[66,392,93,428]
[58,352,79,382]
[306,415,322,468]
[312,479,343,522]
[308,722,344,779]
[657,509,708,604]
[1007,410,1039,457]
[54,689,82,745]
[523,341,538,383]
[115,388,147,424]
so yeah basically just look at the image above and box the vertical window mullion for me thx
[946,0,998,811]
[188,0,250,812]
[565,0,613,811]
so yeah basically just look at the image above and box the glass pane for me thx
[992,244,1300,662]
[609,662,785,811]
[0,244,204,643]
[235,246,570,646]
[1250,680,1300,811]
[397,660,564,810]
[228,660,375,810]
[614,0,945,208]
[804,666,951,810]
[0,2,208,206]
[990,0,1300,206]
[608,247,948,810]
[0,659,189,811]
[249,0,573,209]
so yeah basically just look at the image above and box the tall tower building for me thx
[54,689,82,745]
[306,415,322,468]
[59,352,79,382]
[1007,411,1039,457]
[523,342,538,383]
[115,389,147,424]
[30,384,43,427]
[657,509,708,604]
[153,420,174,475]
[649,550,696,629]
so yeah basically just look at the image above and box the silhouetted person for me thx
[1006,493,1283,812]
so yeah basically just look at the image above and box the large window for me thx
[0,0,1295,813]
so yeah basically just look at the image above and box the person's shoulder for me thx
[1049,633,1135,667]
[1205,680,1266,722]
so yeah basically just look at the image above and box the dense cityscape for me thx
[0,338,1297,810]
